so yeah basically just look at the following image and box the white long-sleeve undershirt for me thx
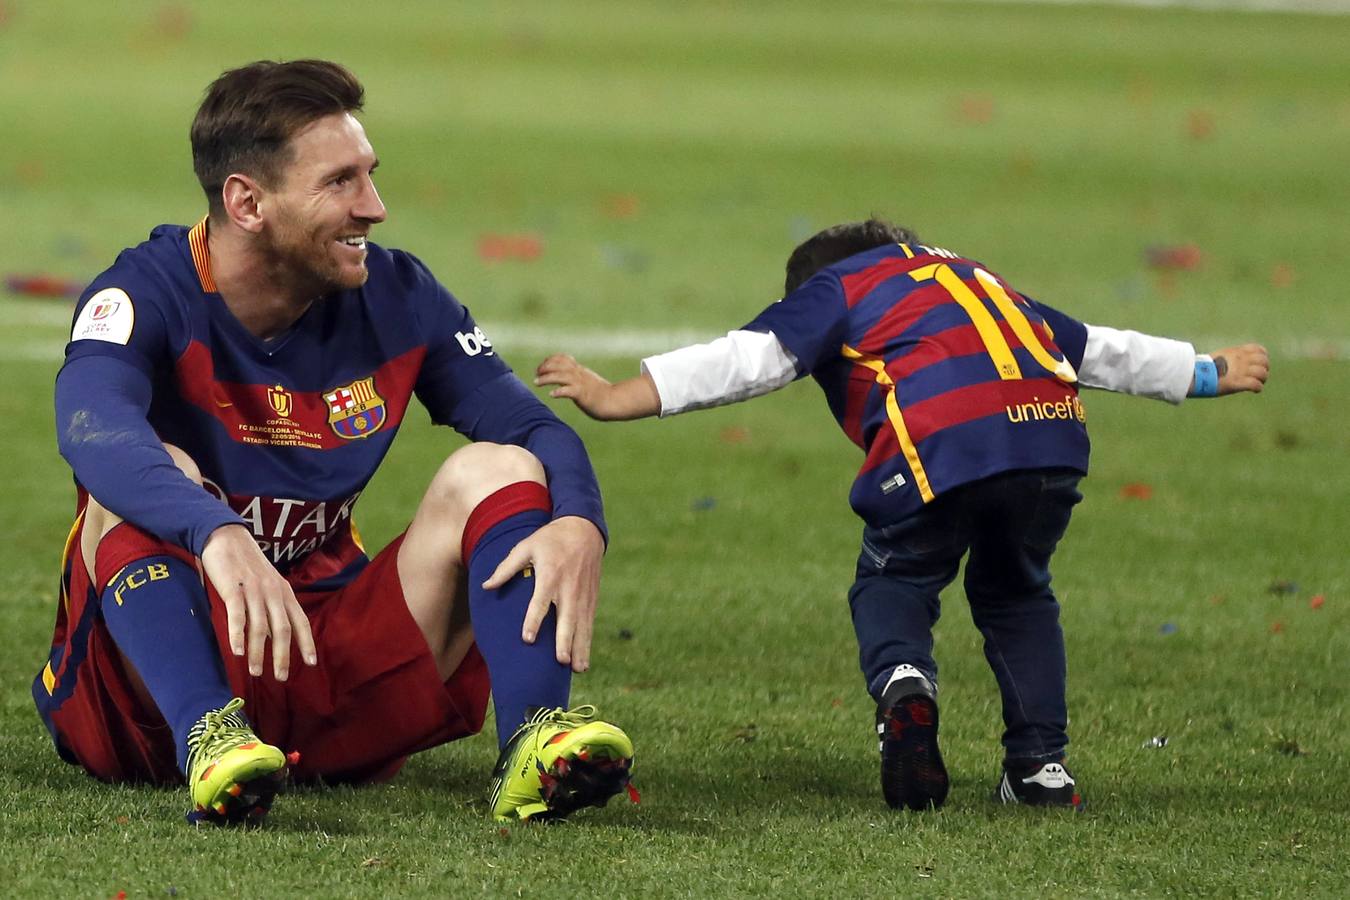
[640,325,1196,417]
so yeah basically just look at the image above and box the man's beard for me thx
[267,220,368,297]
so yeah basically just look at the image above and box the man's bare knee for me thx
[431,443,546,519]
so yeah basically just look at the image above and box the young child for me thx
[536,220,1268,811]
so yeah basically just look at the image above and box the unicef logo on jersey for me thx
[455,327,494,357]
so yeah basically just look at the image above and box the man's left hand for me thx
[481,515,605,672]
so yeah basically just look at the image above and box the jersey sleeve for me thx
[738,271,850,375]
[1079,324,1196,404]
[640,330,798,416]
[56,356,246,555]
[57,256,247,558]
[1022,295,1089,371]
[1022,293,1195,403]
[399,252,606,538]
[63,267,176,378]
[397,252,518,418]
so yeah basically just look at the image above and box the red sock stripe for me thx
[93,522,197,592]
[461,481,551,561]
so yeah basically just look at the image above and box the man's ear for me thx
[221,173,267,233]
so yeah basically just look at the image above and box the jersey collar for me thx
[187,217,219,293]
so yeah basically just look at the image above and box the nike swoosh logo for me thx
[215,399,233,408]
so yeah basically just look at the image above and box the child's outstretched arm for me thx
[537,329,802,421]
[535,354,662,420]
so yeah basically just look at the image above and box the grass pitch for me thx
[1,1,1348,896]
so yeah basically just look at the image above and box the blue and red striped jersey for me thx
[57,221,604,591]
[743,243,1090,528]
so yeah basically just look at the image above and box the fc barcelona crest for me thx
[323,377,387,440]
[267,384,293,418]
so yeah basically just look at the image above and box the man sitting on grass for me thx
[35,59,635,826]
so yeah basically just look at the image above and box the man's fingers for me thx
[264,585,292,682]
[483,542,532,590]
[552,588,576,667]
[288,594,318,666]
[569,597,594,673]
[521,577,559,652]
[219,584,247,657]
[549,385,579,400]
[244,586,269,678]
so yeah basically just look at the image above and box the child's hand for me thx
[536,354,660,420]
[536,354,612,416]
[1209,343,1269,395]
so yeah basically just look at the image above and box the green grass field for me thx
[2,0,1348,896]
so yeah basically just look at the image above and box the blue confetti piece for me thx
[1159,622,1178,635]
[691,496,716,511]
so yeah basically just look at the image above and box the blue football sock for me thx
[466,510,572,748]
[99,555,236,773]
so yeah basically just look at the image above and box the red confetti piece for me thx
[956,94,995,124]
[830,697,844,708]
[476,234,544,262]
[1145,244,1205,271]
[1270,620,1285,634]
[114,893,128,900]
[601,193,641,220]
[1270,264,1296,289]
[1186,109,1216,140]
[5,274,87,298]
[1209,594,1226,606]
[719,425,750,445]
[154,4,193,39]
[15,159,45,185]
[1310,595,1325,610]
[1119,482,1153,500]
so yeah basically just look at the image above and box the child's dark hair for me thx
[784,219,921,294]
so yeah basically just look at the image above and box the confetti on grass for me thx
[600,193,641,220]
[1118,482,1153,500]
[5,274,87,298]
[1310,595,1325,610]
[1144,244,1204,271]
[1186,109,1216,140]
[476,234,543,262]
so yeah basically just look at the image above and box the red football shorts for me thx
[34,519,490,785]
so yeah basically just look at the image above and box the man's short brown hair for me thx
[190,59,365,214]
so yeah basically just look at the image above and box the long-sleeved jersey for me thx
[55,221,605,592]
[649,243,1098,529]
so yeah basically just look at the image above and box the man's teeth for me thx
[339,236,367,247]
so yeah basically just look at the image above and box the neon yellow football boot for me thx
[489,705,637,822]
[184,697,290,825]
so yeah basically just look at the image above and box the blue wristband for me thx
[1191,356,1219,398]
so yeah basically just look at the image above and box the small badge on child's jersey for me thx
[71,288,134,344]
[323,376,387,440]
[881,474,906,494]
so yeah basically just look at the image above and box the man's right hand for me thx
[201,524,316,681]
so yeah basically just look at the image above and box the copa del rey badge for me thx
[323,377,386,439]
